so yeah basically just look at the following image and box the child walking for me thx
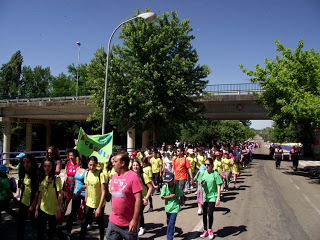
[17,154,39,240]
[160,172,184,240]
[35,158,63,240]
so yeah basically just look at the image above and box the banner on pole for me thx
[76,128,113,162]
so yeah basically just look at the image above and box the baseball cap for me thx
[187,149,194,154]
[16,153,26,158]
[163,172,174,182]
[214,151,221,156]
[0,165,7,173]
[132,151,137,156]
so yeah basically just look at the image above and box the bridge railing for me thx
[205,83,263,95]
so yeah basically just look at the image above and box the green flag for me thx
[76,128,113,162]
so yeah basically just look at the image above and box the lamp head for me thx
[137,12,157,22]
[76,41,81,46]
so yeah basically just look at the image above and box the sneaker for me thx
[194,191,198,195]
[147,207,153,212]
[208,229,214,239]
[190,186,194,190]
[138,227,145,236]
[61,229,71,236]
[87,224,93,230]
[200,230,208,238]
[197,208,203,215]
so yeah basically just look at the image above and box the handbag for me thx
[197,181,204,205]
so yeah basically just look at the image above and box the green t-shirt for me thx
[160,183,184,213]
[199,170,222,202]
[0,177,10,201]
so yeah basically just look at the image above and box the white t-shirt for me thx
[164,156,172,172]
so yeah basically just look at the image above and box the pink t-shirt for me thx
[109,170,143,226]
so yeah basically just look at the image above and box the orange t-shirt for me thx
[172,157,190,180]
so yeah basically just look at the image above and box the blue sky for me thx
[1,0,319,129]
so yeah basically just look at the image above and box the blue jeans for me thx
[166,212,178,240]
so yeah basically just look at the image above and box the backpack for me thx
[53,176,67,213]
[9,177,17,193]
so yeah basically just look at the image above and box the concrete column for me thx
[142,130,149,151]
[127,126,135,155]
[46,122,52,148]
[26,122,32,151]
[3,121,11,164]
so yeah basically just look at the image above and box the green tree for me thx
[0,50,23,97]
[20,66,52,98]
[49,72,75,96]
[67,63,89,95]
[240,39,320,156]
[87,10,210,146]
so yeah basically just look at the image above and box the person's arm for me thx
[129,191,142,232]
[188,167,193,184]
[216,184,221,206]
[143,182,153,206]
[95,182,106,218]
[159,161,163,178]
[55,160,62,175]
[35,191,42,219]
[29,192,39,213]
[56,190,62,219]
[6,188,17,202]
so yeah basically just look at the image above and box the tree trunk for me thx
[301,123,313,158]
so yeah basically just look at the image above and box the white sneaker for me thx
[87,224,93,230]
[197,208,203,215]
[138,227,145,236]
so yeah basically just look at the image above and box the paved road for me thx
[1,140,320,239]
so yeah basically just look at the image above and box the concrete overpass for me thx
[0,83,268,154]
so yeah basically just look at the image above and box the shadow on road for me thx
[215,207,231,215]
[215,225,247,238]
[283,166,320,184]
[140,223,165,239]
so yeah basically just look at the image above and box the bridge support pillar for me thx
[26,122,32,151]
[46,122,52,148]
[142,130,149,150]
[127,126,135,155]
[3,120,11,163]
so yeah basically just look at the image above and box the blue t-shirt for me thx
[74,169,86,197]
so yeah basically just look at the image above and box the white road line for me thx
[294,184,300,190]
[289,178,293,183]
[301,193,320,216]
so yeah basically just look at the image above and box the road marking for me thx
[301,193,320,216]
[289,178,293,183]
[294,184,300,190]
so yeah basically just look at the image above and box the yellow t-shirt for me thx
[214,160,223,173]
[150,158,162,173]
[141,172,152,199]
[84,170,106,209]
[196,155,206,169]
[21,174,31,207]
[143,166,153,179]
[39,176,62,216]
[230,159,240,174]
[221,158,232,171]
[187,156,196,172]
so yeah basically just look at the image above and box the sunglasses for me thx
[205,163,211,166]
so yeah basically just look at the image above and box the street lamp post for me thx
[76,41,81,98]
[101,12,157,135]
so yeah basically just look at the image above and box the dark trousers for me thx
[292,157,299,170]
[275,156,282,168]
[140,204,146,228]
[37,209,57,240]
[80,205,105,240]
[166,212,177,240]
[202,202,216,231]
[149,196,153,208]
[65,194,85,233]
[0,199,18,222]
[17,203,37,240]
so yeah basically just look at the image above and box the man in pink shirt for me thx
[106,153,143,240]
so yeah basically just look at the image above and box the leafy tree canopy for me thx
[87,9,211,145]
[240,39,320,129]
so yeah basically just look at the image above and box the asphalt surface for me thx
[1,138,320,239]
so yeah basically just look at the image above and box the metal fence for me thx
[205,83,263,95]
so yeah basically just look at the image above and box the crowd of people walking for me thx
[0,140,259,240]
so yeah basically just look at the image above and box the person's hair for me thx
[88,156,98,163]
[79,155,88,169]
[19,154,38,183]
[130,160,143,175]
[118,153,130,168]
[38,158,56,183]
[69,148,80,158]
[106,153,116,172]
[141,157,151,167]
[46,145,60,160]
[206,157,214,165]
